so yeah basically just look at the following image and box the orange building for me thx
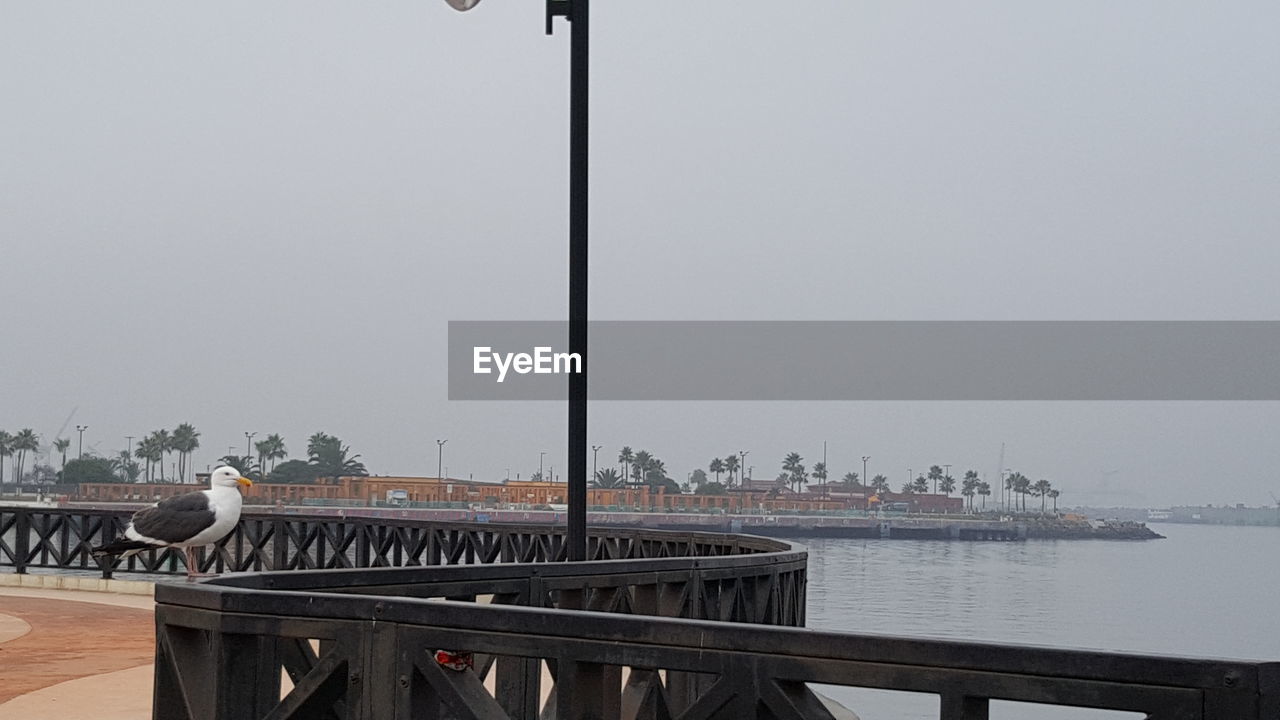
[73,474,866,513]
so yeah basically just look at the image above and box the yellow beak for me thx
[237,477,254,487]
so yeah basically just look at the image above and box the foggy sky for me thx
[3,1,1278,506]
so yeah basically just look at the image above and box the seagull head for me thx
[211,466,253,489]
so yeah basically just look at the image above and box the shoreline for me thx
[53,502,1165,541]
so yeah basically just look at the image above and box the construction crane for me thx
[36,407,78,466]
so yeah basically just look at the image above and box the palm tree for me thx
[53,438,71,470]
[618,447,634,488]
[171,423,200,483]
[133,438,149,482]
[927,465,943,494]
[912,474,929,494]
[1014,474,1032,512]
[146,429,172,482]
[643,458,669,488]
[0,430,11,486]
[709,457,725,484]
[961,470,979,512]
[1032,479,1052,514]
[254,438,272,477]
[12,429,39,485]
[261,433,287,472]
[841,471,860,489]
[723,455,740,487]
[136,436,163,482]
[870,474,890,494]
[307,433,368,482]
[218,455,262,481]
[977,481,991,509]
[781,452,806,493]
[631,450,653,486]
[1049,488,1061,514]
[1004,471,1020,511]
[900,481,915,494]
[811,461,828,487]
[593,467,624,488]
[961,476,977,512]
[939,474,956,497]
[111,450,142,483]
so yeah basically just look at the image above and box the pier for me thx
[1,505,1273,718]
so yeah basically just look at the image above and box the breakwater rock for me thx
[1024,518,1164,540]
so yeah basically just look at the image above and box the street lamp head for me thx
[444,0,481,10]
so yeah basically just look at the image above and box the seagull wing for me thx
[130,491,217,544]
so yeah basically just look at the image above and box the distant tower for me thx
[996,442,1006,511]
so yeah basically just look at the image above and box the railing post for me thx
[213,632,282,719]
[356,521,371,567]
[940,692,990,720]
[100,513,115,580]
[272,517,288,570]
[557,661,619,720]
[13,509,29,574]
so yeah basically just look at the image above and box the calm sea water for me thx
[802,523,1279,720]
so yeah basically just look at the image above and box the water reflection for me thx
[802,524,1279,719]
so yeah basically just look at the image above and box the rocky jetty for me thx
[1025,518,1164,540]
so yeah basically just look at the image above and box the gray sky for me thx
[2,1,1278,506]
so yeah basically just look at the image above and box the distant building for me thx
[72,474,953,514]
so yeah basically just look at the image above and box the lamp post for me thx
[75,425,88,459]
[245,432,256,459]
[862,456,870,489]
[591,445,602,485]
[437,439,447,481]
[738,450,749,487]
[539,451,547,482]
[446,0,590,562]
[126,436,135,459]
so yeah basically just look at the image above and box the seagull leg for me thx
[183,546,220,581]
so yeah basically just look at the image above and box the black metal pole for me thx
[566,0,589,563]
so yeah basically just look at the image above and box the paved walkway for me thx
[0,587,155,720]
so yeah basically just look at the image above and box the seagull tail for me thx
[92,539,155,558]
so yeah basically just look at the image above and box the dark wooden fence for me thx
[1,506,787,578]
[4,506,1276,718]
[156,570,1278,720]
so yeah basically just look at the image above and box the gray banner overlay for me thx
[448,321,1280,401]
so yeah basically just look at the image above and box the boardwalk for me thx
[0,587,154,719]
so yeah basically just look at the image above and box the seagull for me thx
[93,465,253,580]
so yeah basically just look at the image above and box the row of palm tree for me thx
[602,448,1043,514]
[598,447,679,492]
[254,434,288,473]
[216,432,368,485]
[770,456,1066,514]
[1002,471,1061,513]
[707,455,742,485]
[131,424,201,483]
[0,429,40,485]
[2,421,375,487]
